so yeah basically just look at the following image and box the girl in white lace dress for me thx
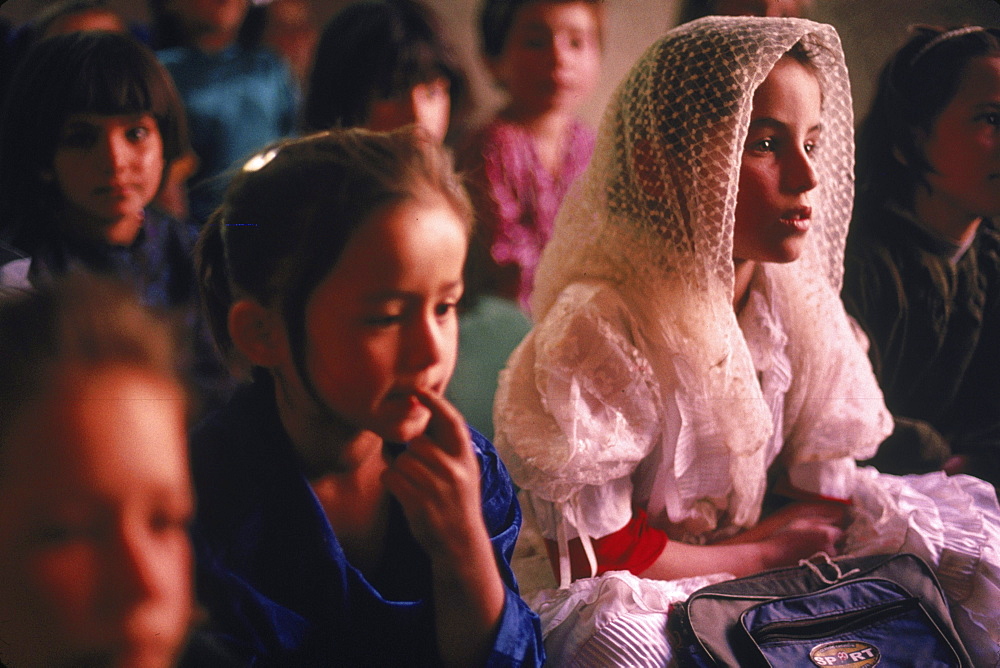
[494,16,1000,666]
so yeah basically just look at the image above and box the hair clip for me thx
[909,26,987,66]
[242,147,280,173]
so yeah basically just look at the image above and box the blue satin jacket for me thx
[184,375,545,666]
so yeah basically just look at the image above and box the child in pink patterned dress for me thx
[460,0,603,313]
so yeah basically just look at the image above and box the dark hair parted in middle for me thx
[855,25,1000,214]
[195,127,473,380]
[0,31,188,251]
[303,0,465,132]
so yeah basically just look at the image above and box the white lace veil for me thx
[515,16,891,528]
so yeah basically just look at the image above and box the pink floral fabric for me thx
[461,118,595,313]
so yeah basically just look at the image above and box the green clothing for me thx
[447,296,531,441]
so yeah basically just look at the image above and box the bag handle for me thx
[799,552,861,585]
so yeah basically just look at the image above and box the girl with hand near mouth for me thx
[842,27,1000,489]
[493,16,1000,665]
[188,127,544,666]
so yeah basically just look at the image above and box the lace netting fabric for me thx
[495,16,891,528]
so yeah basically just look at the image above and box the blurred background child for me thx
[188,127,544,665]
[0,31,192,305]
[0,276,194,668]
[150,0,298,225]
[677,0,812,23]
[843,26,1000,488]
[260,0,318,89]
[0,31,230,417]
[10,0,128,49]
[459,0,603,314]
[302,0,466,146]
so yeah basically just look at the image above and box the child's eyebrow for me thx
[364,281,464,302]
[748,118,823,134]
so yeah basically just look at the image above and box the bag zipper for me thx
[750,597,920,643]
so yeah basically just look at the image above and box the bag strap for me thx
[799,552,861,585]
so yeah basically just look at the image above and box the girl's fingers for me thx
[413,388,470,457]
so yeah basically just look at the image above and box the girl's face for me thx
[168,0,248,35]
[300,197,467,443]
[491,1,602,116]
[0,366,193,668]
[919,55,1000,221]
[50,113,165,246]
[42,9,127,39]
[366,77,451,145]
[733,57,821,265]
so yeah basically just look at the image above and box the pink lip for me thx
[780,206,812,231]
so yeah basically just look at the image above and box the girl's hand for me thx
[381,388,490,560]
[642,502,845,581]
[717,501,845,573]
[381,390,505,666]
[723,500,847,546]
[755,513,844,571]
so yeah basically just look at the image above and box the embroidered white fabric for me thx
[495,15,1000,664]
[496,15,889,536]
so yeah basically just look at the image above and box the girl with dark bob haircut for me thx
[0,31,188,255]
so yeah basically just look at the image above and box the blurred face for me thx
[50,113,164,246]
[0,366,193,668]
[713,0,810,17]
[366,77,451,144]
[733,57,821,265]
[168,0,248,34]
[491,1,602,116]
[919,56,1000,222]
[301,197,467,443]
[42,9,128,39]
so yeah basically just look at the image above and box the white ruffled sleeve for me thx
[494,282,663,541]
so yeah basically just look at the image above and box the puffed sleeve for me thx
[494,282,663,540]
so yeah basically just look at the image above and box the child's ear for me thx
[228,299,289,367]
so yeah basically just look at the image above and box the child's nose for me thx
[107,523,167,609]
[551,38,573,69]
[404,314,447,371]
[100,132,131,173]
[784,148,818,194]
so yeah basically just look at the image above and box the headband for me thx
[910,26,987,65]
